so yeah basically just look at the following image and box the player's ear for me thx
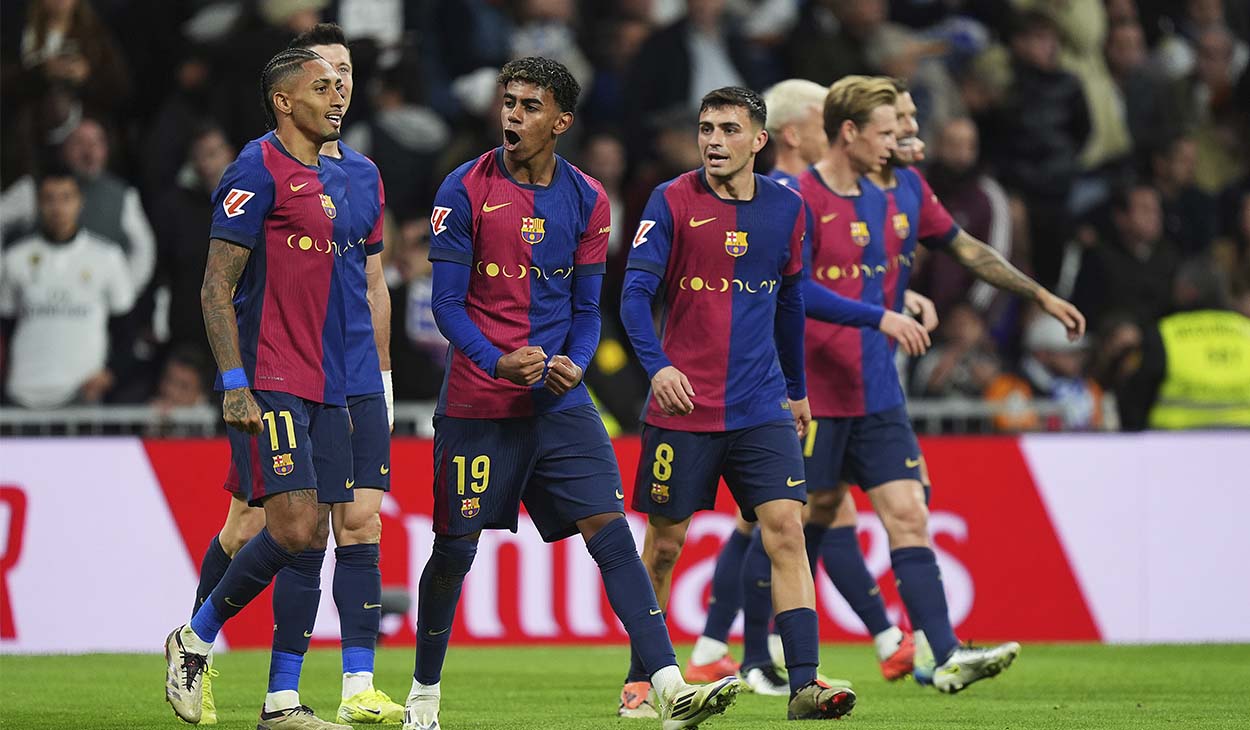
[752,127,768,155]
[272,89,293,119]
[839,119,857,145]
[552,110,574,137]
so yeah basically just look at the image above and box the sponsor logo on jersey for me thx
[632,220,655,247]
[520,217,546,245]
[272,453,295,476]
[431,206,452,235]
[650,483,670,504]
[223,188,254,218]
[724,231,749,257]
[893,213,910,239]
[677,276,778,294]
[319,193,337,219]
[285,234,348,256]
[461,497,481,518]
[850,221,870,247]
[476,260,572,280]
[812,252,916,282]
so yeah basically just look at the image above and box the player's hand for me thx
[652,366,696,416]
[544,354,584,396]
[1039,291,1086,341]
[223,388,264,435]
[903,289,939,332]
[789,397,812,438]
[879,310,932,357]
[497,345,548,386]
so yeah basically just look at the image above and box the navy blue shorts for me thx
[348,393,391,491]
[632,421,806,522]
[431,405,623,543]
[224,390,354,506]
[802,405,922,491]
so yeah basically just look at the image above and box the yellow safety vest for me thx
[1148,310,1250,429]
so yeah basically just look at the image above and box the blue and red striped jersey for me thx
[429,148,610,418]
[876,167,959,311]
[330,142,386,397]
[768,168,799,189]
[626,170,805,432]
[209,132,352,406]
[799,166,959,417]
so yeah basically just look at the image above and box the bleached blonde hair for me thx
[762,79,829,137]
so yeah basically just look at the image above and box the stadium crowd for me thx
[1,0,1248,432]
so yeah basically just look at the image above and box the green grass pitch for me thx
[2,644,1248,728]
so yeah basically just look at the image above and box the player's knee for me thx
[648,534,685,575]
[807,490,842,526]
[268,519,317,553]
[883,501,929,546]
[760,513,806,563]
[335,510,381,546]
[219,511,264,556]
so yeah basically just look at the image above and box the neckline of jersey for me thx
[695,168,759,205]
[266,131,323,171]
[493,147,562,190]
[808,164,864,200]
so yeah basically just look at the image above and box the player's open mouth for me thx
[327,113,342,129]
[705,150,729,165]
[898,137,916,149]
[503,129,521,149]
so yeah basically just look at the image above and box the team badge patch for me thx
[272,453,295,476]
[850,221,870,247]
[319,193,337,219]
[892,213,910,239]
[724,231,749,257]
[222,188,254,218]
[650,483,670,504]
[461,497,481,518]
[520,217,546,245]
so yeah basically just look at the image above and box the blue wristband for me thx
[221,367,248,390]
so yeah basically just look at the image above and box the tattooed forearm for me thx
[201,239,252,372]
[948,231,1043,300]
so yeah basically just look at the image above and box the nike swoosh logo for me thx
[427,627,451,636]
[224,597,243,608]
[905,457,921,468]
[649,608,663,616]
[363,602,382,610]
[304,630,313,637]
[615,489,625,500]
[346,479,355,488]
[290,182,309,192]
[688,216,716,228]
[786,477,806,487]
[821,212,838,224]
[756,581,771,588]
[482,201,512,213]
[380,465,389,475]
[360,707,382,715]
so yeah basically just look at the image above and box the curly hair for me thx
[497,57,581,112]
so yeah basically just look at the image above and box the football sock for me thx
[822,526,892,635]
[802,523,827,576]
[689,636,730,666]
[343,671,373,699]
[270,548,324,693]
[701,528,750,643]
[414,536,477,685]
[891,546,959,665]
[775,607,820,695]
[739,530,773,671]
[334,543,382,676]
[192,535,231,619]
[873,626,905,662]
[650,664,683,701]
[191,528,296,644]
[626,643,649,684]
[588,517,677,677]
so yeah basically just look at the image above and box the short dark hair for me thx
[289,22,349,53]
[260,47,325,129]
[1111,180,1157,212]
[497,56,580,112]
[699,87,767,128]
[37,163,78,189]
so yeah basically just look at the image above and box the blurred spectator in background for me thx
[421,0,513,121]
[581,14,652,132]
[789,0,883,84]
[1151,135,1219,255]
[0,169,133,408]
[986,312,1105,432]
[149,344,211,414]
[1117,257,1250,430]
[910,303,1002,399]
[1153,0,1249,83]
[914,116,1011,316]
[985,10,1090,289]
[1073,183,1180,330]
[1105,18,1186,158]
[579,132,629,311]
[141,46,217,200]
[151,124,234,362]
[1183,24,1249,194]
[512,0,594,92]
[386,216,446,401]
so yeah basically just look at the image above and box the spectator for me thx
[420,0,514,120]
[1104,19,1186,156]
[0,169,134,408]
[1,117,156,293]
[150,124,234,358]
[1153,0,1249,83]
[140,46,216,200]
[788,0,884,85]
[512,0,594,92]
[910,303,1002,399]
[581,15,652,132]
[1183,25,1249,194]
[1151,135,1219,255]
[914,116,1012,315]
[386,216,446,401]
[1117,257,1250,430]
[1072,183,1181,329]
[149,344,211,414]
[984,10,1091,290]
[985,312,1106,432]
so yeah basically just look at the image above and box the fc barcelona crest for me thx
[461,497,481,518]
[650,483,670,504]
[724,231,749,257]
[520,217,546,245]
[850,221,870,247]
[892,213,910,239]
[273,453,295,476]
[319,193,337,219]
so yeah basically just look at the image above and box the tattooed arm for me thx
[947,230,1087,339]
[201,238,263,434]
